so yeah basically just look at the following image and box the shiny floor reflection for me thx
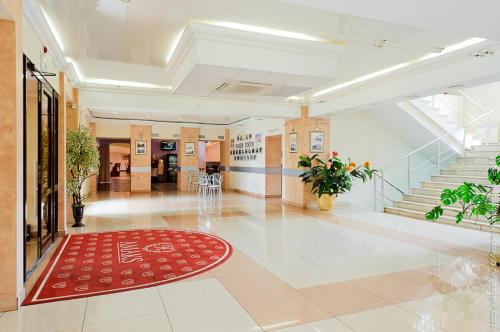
[0,191,497,332]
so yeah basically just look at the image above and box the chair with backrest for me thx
[208,173,223,199]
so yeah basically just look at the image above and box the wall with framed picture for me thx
[289,132,298,153]
[135,140,147,155]
[309,131,324,153]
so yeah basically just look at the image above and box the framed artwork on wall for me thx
[135,140,147,155]
[289,132,298,153]
[185,142,195,156]
[310,131,324,153]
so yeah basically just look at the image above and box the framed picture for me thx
[310,131,324,153]
[185,142,195,156]
[289,132,298,153]
[135,140,147,155]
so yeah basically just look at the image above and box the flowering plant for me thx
[297,151,374,197]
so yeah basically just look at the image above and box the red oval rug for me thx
[23,229,232,305]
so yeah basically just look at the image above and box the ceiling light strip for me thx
[312,37,486,98]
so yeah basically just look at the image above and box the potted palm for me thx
[426,155,500,265]
[297,151,374,211]
[66,126,100,227]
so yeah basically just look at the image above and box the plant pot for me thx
[72,205,85,227]
[318,194,336,211]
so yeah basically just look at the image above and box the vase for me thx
[72,205,85,227]
[318,194,336,211]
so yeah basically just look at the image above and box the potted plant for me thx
[426,155,499,265]
[297,151,374,211]
[66,126,100,227]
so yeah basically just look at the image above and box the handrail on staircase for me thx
[381,111,492,170]
[374,109,493,211]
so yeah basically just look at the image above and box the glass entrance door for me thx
[24,55,58,280]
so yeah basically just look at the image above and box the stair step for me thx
[393,200,488,221]
[384,207,500,233]
[464,150,499,158]
[431,175,490,185]
[422,181,470,190]
[440,169,488,176]
[456,156,494,164]
[472,144,500,152]
[412,187,442,197]
[404,194,442,205]
[448,162,492,170]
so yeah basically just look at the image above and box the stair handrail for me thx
[457,90,491,115]
[380,110,492,171]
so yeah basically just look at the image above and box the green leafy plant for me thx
[297,151,375,197]
[66,126,100,207]
[426,155,500,224]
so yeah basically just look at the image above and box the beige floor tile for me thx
[83,313,173,332]
[273,318,353,332]
[338,304,443,332]
[300,281,391,316]
[237,291,331,331]
[352,272,442,303]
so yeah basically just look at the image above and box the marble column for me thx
[282,106,330,208]
[220,128,231,190]
[57,72,66,235]
[0,0,22,311]
[178,127,200,192]
[130,125,152,192]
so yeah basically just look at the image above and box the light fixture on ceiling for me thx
[85,78,172,90]
[287,96,304,101]
[40,8,65,52]
[312,37,486,98]
[121,0,131,3]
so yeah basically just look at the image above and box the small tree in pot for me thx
[297,151,374,211]
[66,126,100,227]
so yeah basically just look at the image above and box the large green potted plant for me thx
[66,126,100,227]
[297,151,374,211]
[426,155,499,265]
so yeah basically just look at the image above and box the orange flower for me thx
[346,165,353,172]
[363,161,371,168]
[349,161,357,167]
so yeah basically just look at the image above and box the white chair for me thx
[208,173,223,200]
[197,173,210,198]
[187,171,198,192]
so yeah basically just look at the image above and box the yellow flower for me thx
[349,162,357,167]
[363,161,370,168]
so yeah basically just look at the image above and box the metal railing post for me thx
[407,155,411,192]
[487,111,491,145]
[437,141,441,174]
[381,170,385,209]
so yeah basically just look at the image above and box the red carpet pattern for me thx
[24,229,232,305]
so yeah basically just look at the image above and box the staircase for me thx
[385,143,499,232]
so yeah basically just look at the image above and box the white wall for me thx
[23,16,59,92]
[461,81,500,142]
[330,110,428,210]
[229,119,284,195]
[94,119,226,141]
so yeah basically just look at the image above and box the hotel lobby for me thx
[1,0,500,331]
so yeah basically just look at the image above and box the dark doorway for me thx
[96,138,131,192]
[23,55,59,281]
[151,139,178,192]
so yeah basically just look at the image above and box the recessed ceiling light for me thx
[112,112,118,115]
[313,37,486,98]
[85,78,172,90]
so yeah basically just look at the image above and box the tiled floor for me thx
[1,191,498,331]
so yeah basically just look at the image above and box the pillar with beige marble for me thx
[178,127,200,192]
[0,0,22,311]
[220,128,231,190]
[282,106,330,208]
[57,72,66,235]
[130,125,152,192]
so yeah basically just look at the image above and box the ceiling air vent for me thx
[152,133,159,138]
[215,81,272,95]
[173,134,180,138]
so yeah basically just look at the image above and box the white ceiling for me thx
[39,0,464,96]
[90,109,246,125]
[280,0,500,42]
